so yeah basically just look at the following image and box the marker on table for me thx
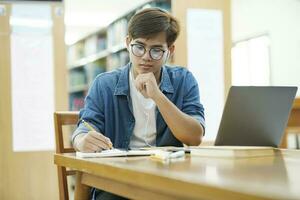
[81,119,113,149]
[169,150,185,159]
[151,150,185,161]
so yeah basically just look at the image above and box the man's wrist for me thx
[73,133,85,151]
[152,90,164,104]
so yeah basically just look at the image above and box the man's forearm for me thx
[153,91,204,146]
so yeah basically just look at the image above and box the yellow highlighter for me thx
[81,119,113,149]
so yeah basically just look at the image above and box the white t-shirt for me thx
[129,69,157,148]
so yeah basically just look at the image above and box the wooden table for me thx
[54,150,300,200]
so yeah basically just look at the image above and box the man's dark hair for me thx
[127,8,180,47]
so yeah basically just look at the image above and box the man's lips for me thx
[139,64,153,69]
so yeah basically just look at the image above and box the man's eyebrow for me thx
[134,40,164,48]
[135,40,145,45]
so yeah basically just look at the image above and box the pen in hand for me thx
[81,119,113,149]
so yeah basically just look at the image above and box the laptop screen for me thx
[215,86,297,147]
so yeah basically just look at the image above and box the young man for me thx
[72,8,205,200]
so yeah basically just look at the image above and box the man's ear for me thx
[168,44,175,56]
[126,36,131,51]
[165,44,175,61]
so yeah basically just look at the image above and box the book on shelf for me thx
[106,50,129,71]
[107,18,128,49]
[68,41,85,62]
[97,35,107,52]
[84,60,106,84]
[84,35,98,56]
[190,146,276,158]
[76,148,159,158]
[69,94,85,111]
[69,70,86,87]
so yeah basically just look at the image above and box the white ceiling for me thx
[64,0,148,45]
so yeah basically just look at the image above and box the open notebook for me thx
[76,148,159,158]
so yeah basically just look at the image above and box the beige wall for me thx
[172,0,232,96]
[232,0,300,96]
[0,3,67,200]
[0,4,11,199]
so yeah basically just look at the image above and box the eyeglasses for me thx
[130,44,166,60]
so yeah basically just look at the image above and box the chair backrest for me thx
[54,111,79,200]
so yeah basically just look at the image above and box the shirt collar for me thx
[160,65,174,94]
[114,63,131,96]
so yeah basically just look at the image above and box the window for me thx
[231,35,270,86]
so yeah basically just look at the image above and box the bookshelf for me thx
[67,0,171,111]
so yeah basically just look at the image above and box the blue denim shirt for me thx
[72,63,205,148]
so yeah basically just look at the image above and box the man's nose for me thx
[142,50,151,61]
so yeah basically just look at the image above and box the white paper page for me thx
[187,9,224,140]
[76,149,159,158]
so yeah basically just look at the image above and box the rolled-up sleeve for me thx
[181,71,205,134]
[71,76,105,143]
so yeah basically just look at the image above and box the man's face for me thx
[126,32,174,80]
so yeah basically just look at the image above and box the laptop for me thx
[214,86,297,147]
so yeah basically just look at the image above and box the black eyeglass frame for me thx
[130,43,167,60]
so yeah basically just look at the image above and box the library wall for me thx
[0,3,67,199]
[0,4,10,199]
[172,0,231,96]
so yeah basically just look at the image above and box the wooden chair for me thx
[54,111,79,200]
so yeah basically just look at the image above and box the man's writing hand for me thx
[74,131,113,152]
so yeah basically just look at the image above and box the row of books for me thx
[69,69,86,87]
[85,59,106,84]
[68,35,108,63]
[106,50,129,72]
[68,41,85,64]
[69,94,85,111]
[107,18,128,49]
[69,60,106,92]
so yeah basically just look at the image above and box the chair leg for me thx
[57,166,69,200]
